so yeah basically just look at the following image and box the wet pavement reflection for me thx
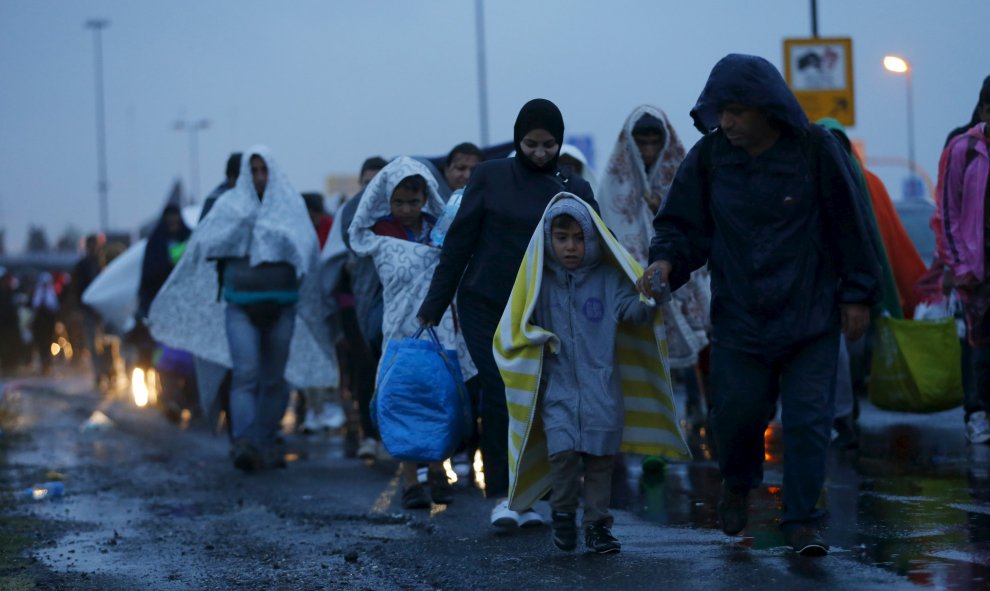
[622,398,990,588]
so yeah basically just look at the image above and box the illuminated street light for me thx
[883,55,909,74]
[883,54,917,194]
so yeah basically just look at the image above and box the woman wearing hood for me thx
[599,106,712,426]
[137,203,195,421]
[418,99,599,528]
[149,146,337,471]
[138,204,192,319]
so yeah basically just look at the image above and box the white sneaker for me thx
[301,409,321,434]
[357,437,378,459]
[490,499,519,528]
[517,507,545,528]
[967,411,990,444]
[319,404,346,430]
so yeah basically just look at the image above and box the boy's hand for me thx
[637,260,672,298]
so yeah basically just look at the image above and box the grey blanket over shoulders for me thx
[149,145,338,388]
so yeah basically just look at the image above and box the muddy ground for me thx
[0,372,944,590]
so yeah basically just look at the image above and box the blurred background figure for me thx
[297,191,345,435]
[73,234,107,387]
[0,268,24,374]
[558,144,599,196]
[199,152,243,221]
[442,142,484,195]
[138,203,196,423]
[30,272,60,375]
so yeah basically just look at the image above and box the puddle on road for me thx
[625,415,990,588]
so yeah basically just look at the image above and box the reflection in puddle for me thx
[629,411,990,587]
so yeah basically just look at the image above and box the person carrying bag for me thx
[373,326,472,463]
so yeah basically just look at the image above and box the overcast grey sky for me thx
[1,0,986,253]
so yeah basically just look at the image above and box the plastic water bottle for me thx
[430,189,464,248]
[20,481,65,501]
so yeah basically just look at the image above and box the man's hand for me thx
[840,303,870,342]
[636,260,672,298]
[417,315,437,328]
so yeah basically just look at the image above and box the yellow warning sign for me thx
[783,37,855,127]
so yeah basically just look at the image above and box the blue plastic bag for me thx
[372,327,472,462]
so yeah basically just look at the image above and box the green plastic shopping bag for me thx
[868,316,963,413]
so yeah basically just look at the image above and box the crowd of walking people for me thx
[3,53,988,559]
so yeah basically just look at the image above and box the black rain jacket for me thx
[649,54,882,354]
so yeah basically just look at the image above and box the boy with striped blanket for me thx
[495,195,691,554]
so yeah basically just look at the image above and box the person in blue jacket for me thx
[638,54,882,556]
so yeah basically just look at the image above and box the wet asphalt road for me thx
[1,370,987,590]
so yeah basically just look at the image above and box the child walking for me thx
[495,194,691,554]
[348,157,477,511]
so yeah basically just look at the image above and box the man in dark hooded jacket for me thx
[638,54,882,556]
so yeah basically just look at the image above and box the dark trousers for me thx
[710,329,838,528]
[971,345,990,417]
[457,298,509,498]
[340,306,378,439]
[549,451,615,526]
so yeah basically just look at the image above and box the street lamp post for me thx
[475,0,489,146]
[173,119,210,204]
[85,19,110,231]
[883,55,916,180]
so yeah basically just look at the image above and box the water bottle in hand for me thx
[431,189,464,247]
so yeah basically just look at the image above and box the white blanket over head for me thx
[599,105,710,368]
[348,156,476,380]
[148,145,338,388]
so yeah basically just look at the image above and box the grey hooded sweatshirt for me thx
[536,198,655,457]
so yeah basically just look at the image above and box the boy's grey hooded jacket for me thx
[536,198,654,456]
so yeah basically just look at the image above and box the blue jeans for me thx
[710,329,838,529]
[225,302,295,447]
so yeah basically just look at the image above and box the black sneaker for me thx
[584,520,621,554]
[551,511,577,551]
[261,446,288,469]
[717,487,749,535]
[786,525,829,556]
[428,470,454,505]
[231,439,262,473]
[401,485,431,510]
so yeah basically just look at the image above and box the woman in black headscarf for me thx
[418,98,598,528]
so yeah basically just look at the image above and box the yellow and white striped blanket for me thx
[493,192,692,511]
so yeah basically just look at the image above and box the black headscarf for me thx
[513,98,565,172]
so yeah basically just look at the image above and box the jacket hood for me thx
[817,117,854,155]
[690,53,810,135]
[544,197,601,272]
